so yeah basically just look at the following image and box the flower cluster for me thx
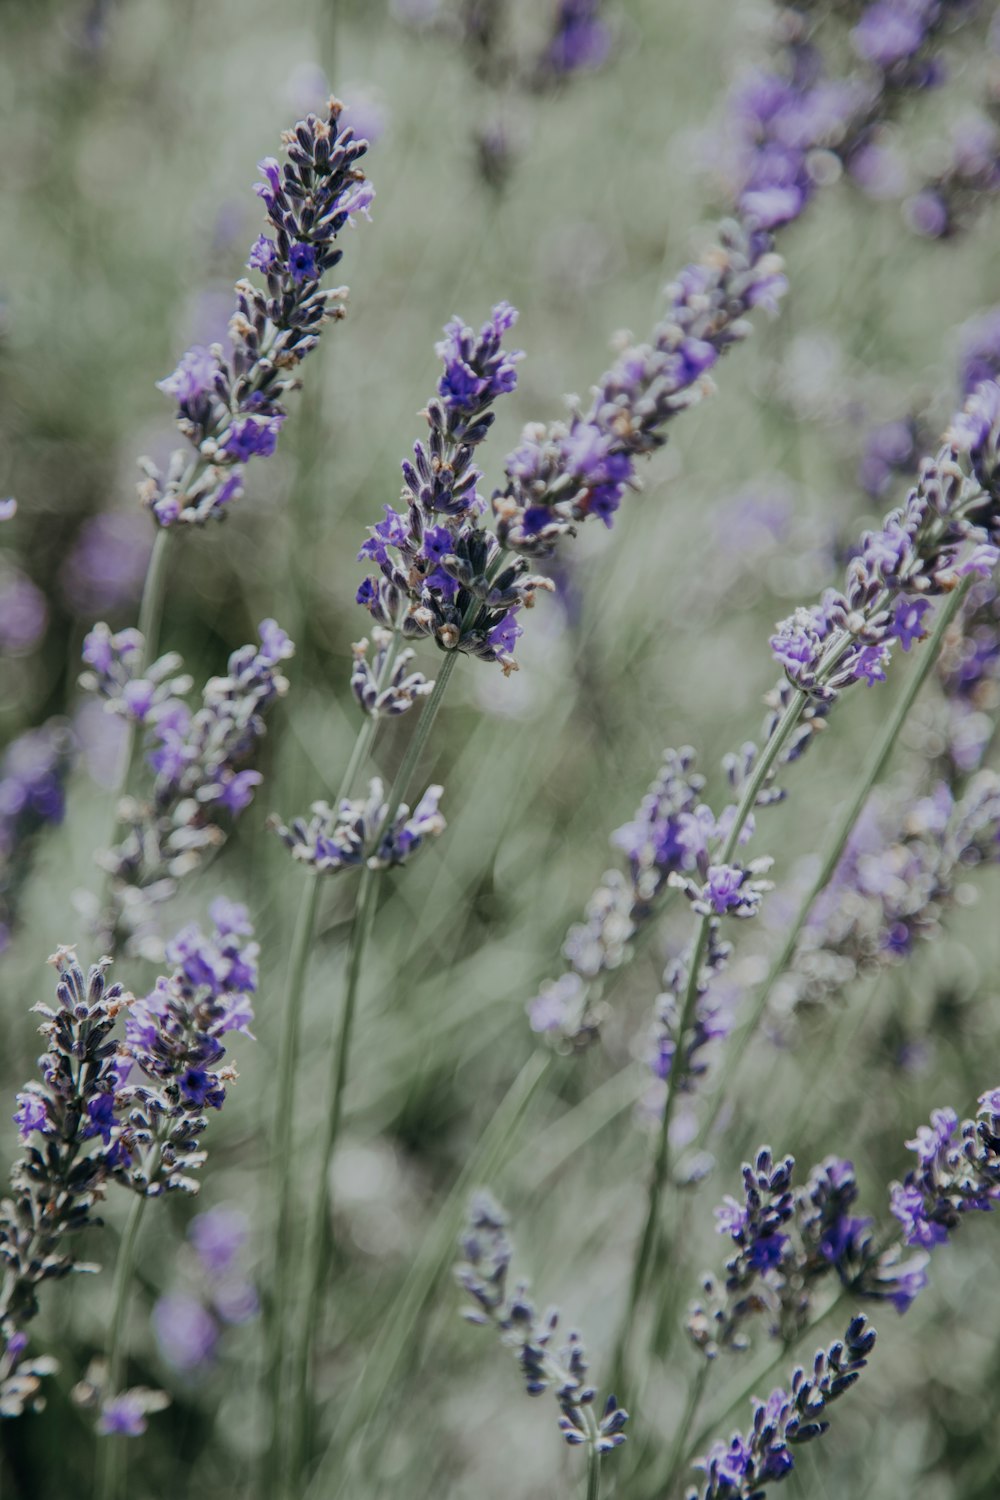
[350,629,434,718]
[537,0,612,83]
[356,302,552,673]
[455,1191,627,1457]
[936,577,1000,773]
[857,416,923,499]
[494,0,975,562]
[141,99,372,526]
[906,112,1000,240]
[153,1205,258,1373]
[0,952,127,1413]
[779,771,1000,1015]
[0,720,74,954]
[689,1151,927,1360]
[770,383,1000,705]
[272,778,445,873]
[528,748,707,1044]
[82,620,293,950]
[690,1318,877,1500]
[112,901,258,1196]
[890,1089,1000,1248]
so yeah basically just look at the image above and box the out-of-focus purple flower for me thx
[61,513,153,619]
[851,5,926,69]
[905,187,949,237]
[153,1292,218,1372]
[540,0,612,78]
[0,568,47,655]
[857,418,919,498]
[190,1205,249,1277]
[958,308,1000,397]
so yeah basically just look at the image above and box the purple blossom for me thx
[222,413,285,461]
[156,346,218,406]
[890,595,933,650]
[851,5,926,69]
[12,1092,48,1140]
[97,1394,149,1437]
[288,241,318,283]
[0,571,47,655]
[153,1293,218,1372]
[189,1205,249,1277]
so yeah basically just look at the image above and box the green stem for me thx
[286,863,380,1490]
[613,690,807,1389]
[587,1445,602,1500]
[694,578,970,1155]
[261,868,322,1490]
[94,1195,146,1500]
[262,633,403,1489]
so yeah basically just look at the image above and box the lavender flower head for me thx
[356,303,553,674]
[455,1191,627,1458]
[272,778,445,873]
[141,99,372,526]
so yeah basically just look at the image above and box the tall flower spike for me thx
[689,1318,877,1500]
[113,901,259,1196]
[0,951,127,1412]
[142,99,372,526]
[355,303,553,674]
[82,620,294,952]
[455,1192,627,1459]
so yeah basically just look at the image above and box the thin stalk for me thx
[97,526,172,916]
[94,1195,146,1500]
[587,1445,602,1500]
[262,631,403,1489]
[286,862,379,1490]
[613,691,808,1387]
[694,578,971,1154]
[261,868,321,1490]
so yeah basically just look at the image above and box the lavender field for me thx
[3,1,1000,1497]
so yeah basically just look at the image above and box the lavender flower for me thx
[905,114,1000,241]
[0,952,127,1411]
[890,1089,1000,1248]
[96,1387,169,1436]
[113,903,258,1196]
[690,1318,876,1500]
[350,629,434,717]
[272,778,445,872]
[537,0,612,82]
[60,513,152,619]
[141,100,371,526]
[0,567,47,655]
[455,1191,627,1458]
[356,303,552,673]
[528,748,707,1044]
[0,721,75,954]
[957,306,1000,397]
[781,772,1000,1014]
[82,621,293,950]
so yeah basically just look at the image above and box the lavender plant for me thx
[6,2,1000,1498]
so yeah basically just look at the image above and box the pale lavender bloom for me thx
[190,1206,249,1277]
[60,513,152,619]
[153,1292,218,1372]
[0,571,47,655]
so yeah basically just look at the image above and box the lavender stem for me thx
[263,632,402,1486]
[286,861,380,1492]
[614,691,808,1389]
[94,1195,146,1500]
[693,576,973,1158]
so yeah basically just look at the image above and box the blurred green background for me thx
[2,0,1000,1496]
